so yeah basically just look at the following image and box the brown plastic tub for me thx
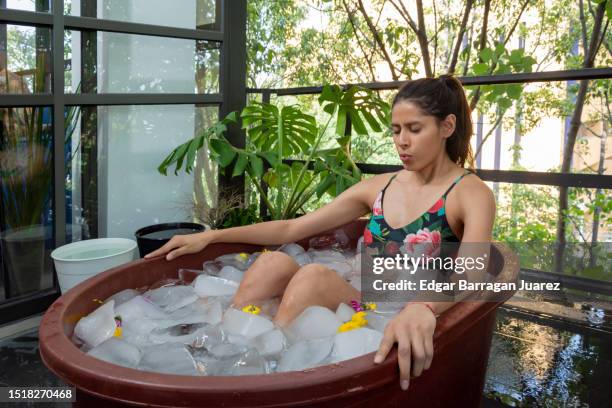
[39,218,519,407]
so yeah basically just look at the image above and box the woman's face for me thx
[391,100,455,170]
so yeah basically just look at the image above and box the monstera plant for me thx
[158,84,390,220]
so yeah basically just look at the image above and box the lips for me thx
[399,154,413,161]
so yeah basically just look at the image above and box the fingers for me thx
[395,330,411,391]
[410,334,426,378]
[423,334,434,370]
[166,246,187,261]
[143,237,182,260]
[374,328,396,364]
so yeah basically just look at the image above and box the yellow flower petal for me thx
[241,304,261,315]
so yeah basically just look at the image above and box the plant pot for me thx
[134,222,209,258]
[1,224,53,297]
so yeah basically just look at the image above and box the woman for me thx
[145,74,496,392]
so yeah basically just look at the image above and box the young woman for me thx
[145,74,496,392]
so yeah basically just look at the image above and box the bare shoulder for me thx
[455,171,496,217]
[359,172,397,203]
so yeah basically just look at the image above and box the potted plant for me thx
[158,84,390,222]
[0,62,81,296]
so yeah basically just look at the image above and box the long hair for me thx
[392,74,475,170]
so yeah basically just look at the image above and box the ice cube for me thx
[217,265,244,283]
[349,275,361,291]
[373,302,405,315]
[307,249,349,263]
[144,285,198,312]
[335,303,355,323]
[318,261,353,279]
[120,319,162,347]
[366,312,393,333]
[277,337,334,372]
[356,236,364,253]
[149,323,211,345]
[330,327,383,362]
[278,243,306,257]
[215,253,250,271]
[87,337,142,368]
[258,297,281,319]
[202,260,223,275]
[105,289,139,306]
[226,333,252,347]
[208,343,248,359]
[293,253,312,266]
[139,343,200,375]
[178,268,207,284]
[284,305,342,343]
[230,348,267,376]
[247,252,262,266]
[253,329,286,357]
[74,300,117,348]
[221,308,275,339]
[164,299,223,327]
[115,295,167,322]
[193,275,239,297]
[349,253,361,274]
[191,324,224,350]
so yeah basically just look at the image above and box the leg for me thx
[231,251,300,309]
[273,264,361,327]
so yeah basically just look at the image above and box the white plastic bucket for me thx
[51,238,137,293]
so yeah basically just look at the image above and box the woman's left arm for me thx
[373,180,496,392]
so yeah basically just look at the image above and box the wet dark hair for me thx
[392,74,475,169]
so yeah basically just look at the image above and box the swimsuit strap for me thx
[442,168,473,198]
[381,172,400,194]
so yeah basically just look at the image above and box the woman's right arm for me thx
[144,175,382,261]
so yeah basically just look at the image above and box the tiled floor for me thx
[1,308,609,407]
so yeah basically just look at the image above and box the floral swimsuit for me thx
[362,168,474,257]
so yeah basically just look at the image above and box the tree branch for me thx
[448,0,474,73]
[389,0,432,77]
[355,0,399,80]
[342,0,377,82]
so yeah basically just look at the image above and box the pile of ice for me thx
[72,233,404,376]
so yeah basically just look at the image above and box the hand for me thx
[373,303,436,391]
[143,231,213,261]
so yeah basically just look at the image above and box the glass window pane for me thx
[64,0,219,31]
[64,30,220,94]
[0,106,55,298]
[1,24,52,94]
[66,104,218,243]
[1,0,51,12]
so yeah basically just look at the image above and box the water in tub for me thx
[71,235,399,376]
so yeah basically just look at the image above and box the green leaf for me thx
[506,84,522,99]
[210,139,236,167]
[479,48,493,62]
[232,153,249,177]
[249,153,264,178]
[498,97,512,110]
[258,151,279,167]
[473,63,489,76]
[263,169,278,188]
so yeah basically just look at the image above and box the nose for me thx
[396,128,411,147]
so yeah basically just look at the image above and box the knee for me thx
[239,251,298,287]
[244,251,294,274]
[286,264,334,290]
